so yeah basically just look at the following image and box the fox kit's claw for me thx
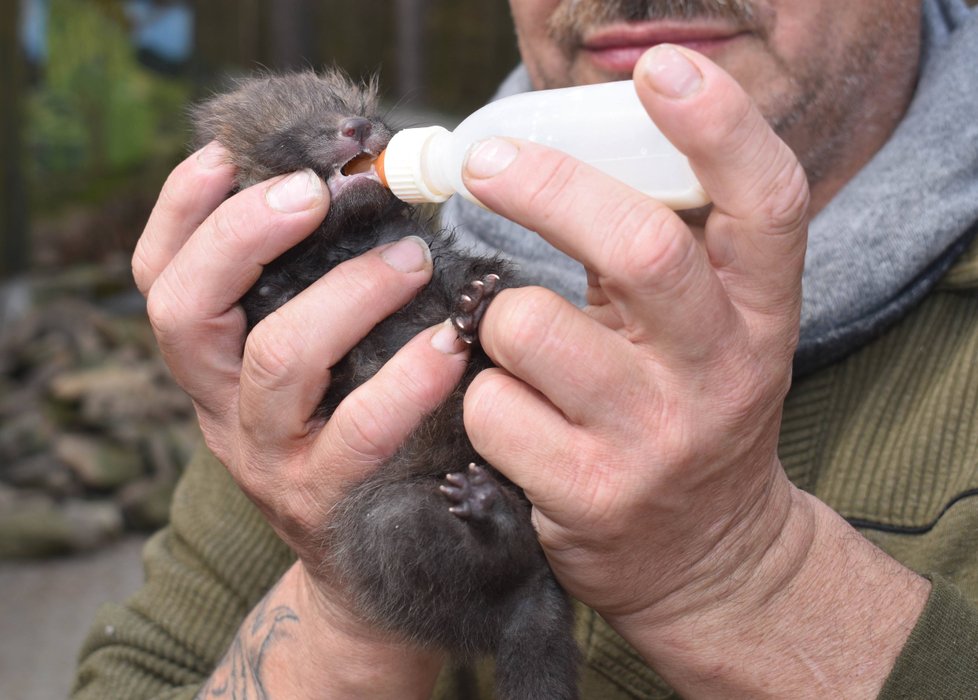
[452,273,501,344]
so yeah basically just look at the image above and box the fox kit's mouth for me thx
[341,152,378,177]
[329,151,382,198]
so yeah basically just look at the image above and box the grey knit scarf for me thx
[442,0,978,376]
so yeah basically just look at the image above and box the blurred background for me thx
[0,1,518,697]
[6,1,978,698]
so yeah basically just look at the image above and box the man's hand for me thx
[461,45,928,698]
[132,151,460,696]
[464,39,809,630]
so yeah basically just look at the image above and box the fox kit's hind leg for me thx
[440,463,501,521]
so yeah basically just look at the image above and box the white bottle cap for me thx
[380,126,453,204]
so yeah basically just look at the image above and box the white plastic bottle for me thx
[376,79,709,210]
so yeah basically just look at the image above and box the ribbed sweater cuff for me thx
[878,574,978,699]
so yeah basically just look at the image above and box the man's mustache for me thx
[547,0,757,47]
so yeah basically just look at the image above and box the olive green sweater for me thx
[73,240,978,698]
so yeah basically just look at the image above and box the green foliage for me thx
[27,0,190,208]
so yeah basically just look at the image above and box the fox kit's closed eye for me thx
[193,70,579,699]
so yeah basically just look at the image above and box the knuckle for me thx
[520,152,587,227]
[242,318,306,391]
[712,92,762,158]
[326,257,390,308]
[488,287,568,369]
[718,106,810,237]
[462,368,509,439]
[614,215,698,295]
[145,280,185,339]
[331,394,400,463]
[756,154,811,235]
[388,361,444,416]
[206,204,254,261]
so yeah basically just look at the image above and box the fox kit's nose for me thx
[340,117,372,144]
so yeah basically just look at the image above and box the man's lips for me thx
[582,22,746,73]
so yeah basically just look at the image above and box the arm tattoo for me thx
[195,583,299,699]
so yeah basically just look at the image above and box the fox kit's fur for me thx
[193,71,579,699]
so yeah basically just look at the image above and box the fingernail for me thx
[465,138,519,179]
[197,141,228,169]
[430,319,468,355]
[266,169,326,212]
[643,45,703,99]
[381,235,431,273]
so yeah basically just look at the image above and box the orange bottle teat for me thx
[374,148,389,188]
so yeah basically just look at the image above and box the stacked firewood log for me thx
[0,260,197,557]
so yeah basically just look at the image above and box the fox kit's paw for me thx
[452,273,501,344]
[439,463,499,522]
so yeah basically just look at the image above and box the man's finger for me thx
[635,45,810,319]
[462,366,580,512]
[477,285,653,427]
[307,321,471,491]
[133,143,236,296]
[237,237,436,444]
[145,169,330,416]
[461,138,738,363]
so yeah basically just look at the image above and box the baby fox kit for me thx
[193,70,579,699]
